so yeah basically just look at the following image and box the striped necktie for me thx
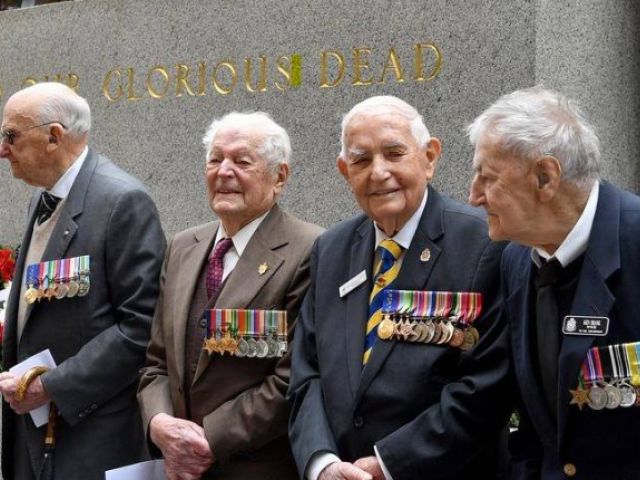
[363,239,402,365]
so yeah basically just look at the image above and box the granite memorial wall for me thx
[0,0,638,242]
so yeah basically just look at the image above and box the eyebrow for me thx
[347,147,367,158]
[382,141,407,150]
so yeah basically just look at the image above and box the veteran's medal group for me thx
[2,81,640,480]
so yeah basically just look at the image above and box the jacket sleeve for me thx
[42,189,166,425]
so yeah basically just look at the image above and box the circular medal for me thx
[266,337,278,358]
[246,338,258,358]
[77,278,90,297]
[618,383,637,407]
[378,318,395,340]
[67,280,80,298]
[605,384,622,409]
[588,385,608,410]
[24,287,39,304]
[436,323,450,345]
[414,322,427,342]
[431,322,442,344]
[423,322,435,343]
[449,327,464,348]
[256,339,269,358]
[399,321,414,341]
[460,329,476,351]
[235,338,249,357]
[469,327,480,343]
[55,282,69,300]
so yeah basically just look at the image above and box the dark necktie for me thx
[206,238,233,300]
[36,191,62,225]
[535,257,562,417]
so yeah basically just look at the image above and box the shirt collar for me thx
[48,146,89,199]
[214,208,271,257]
[374,187,428,250]
[532,180,600,268]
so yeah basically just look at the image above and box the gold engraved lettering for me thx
[352,47,374,86]
[146,65,170,99]
[66,73,79,91]
[197,61,207,96]
[175,64,197,97]
[244,56,268,93]
[21,77,38,88]
[212,61,237,95]
[103,68,123,102]
[379,47,405,84]
[127,67,143,101]
[275,55,293,92]
[319,50,345,88]
[414,42,443,82]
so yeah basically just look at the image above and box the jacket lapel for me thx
[356,187,444,404]
[173,223,217,389]
[557,182,618,447]
[193,206,287,383]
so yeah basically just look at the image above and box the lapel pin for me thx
[258,263,269,275]
[420,248,431,263]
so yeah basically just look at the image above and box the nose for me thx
[370,154,390,181]
[0,142,8,159]
[468,175,485,207]
[217,158,236,177]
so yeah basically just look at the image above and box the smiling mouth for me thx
[369,189,399,197]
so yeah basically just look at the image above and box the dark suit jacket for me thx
[138,205,323,480]
[288,186,512,480]
[505,182,640,480]
[1,149,166,480]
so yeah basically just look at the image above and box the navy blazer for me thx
[288,186,512,480]
[505,182,640,480]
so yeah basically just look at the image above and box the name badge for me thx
[339,270,367,298]
[562,315,610,336]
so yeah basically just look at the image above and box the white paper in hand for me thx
[8,349,57,427]
[105,459,167,480]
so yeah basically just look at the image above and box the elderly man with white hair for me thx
[0,82,166,479]
[138,111,323,480]
[469,87,640,479]
[288,96,511,480]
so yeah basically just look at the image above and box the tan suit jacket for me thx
[138,205,323,479]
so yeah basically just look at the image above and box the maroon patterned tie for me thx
[206,238,233,300]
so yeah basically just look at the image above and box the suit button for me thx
[191,363,197,373]
[563,463,576,477]
[90,403,98,410]
[353,416,364,429]
[199,318,207,328]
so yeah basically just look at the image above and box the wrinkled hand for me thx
[0,372,51,414]
[354,456,385,480]
[150,413,214,480]
[319,461,373,480]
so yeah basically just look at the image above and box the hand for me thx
[319,461,373,480]
[0,372,51,414]
[354,456,385,480]
[150,413,214,480]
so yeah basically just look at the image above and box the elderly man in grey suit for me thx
[0,82,166,480]
[138,112,323,480]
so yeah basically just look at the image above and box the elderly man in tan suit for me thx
[138,112,323,480]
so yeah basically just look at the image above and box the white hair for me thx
[202,111,291,171]
[16,82,91,137]
[340,95,431,158]
[467,86,600,188]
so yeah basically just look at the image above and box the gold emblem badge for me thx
[420,248,431,262]
[258,263,269,275]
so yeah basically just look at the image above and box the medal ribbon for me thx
[625,342,640,386]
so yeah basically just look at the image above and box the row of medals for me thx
[579,382,640,410]
[24,275,90,304]
[204,330,286,358]
[377,314,479,351]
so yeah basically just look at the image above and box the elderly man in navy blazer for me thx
[469,87,640,479]
[288,96,512,480]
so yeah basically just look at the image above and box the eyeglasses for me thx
[0,121,67,145]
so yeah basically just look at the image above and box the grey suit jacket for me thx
[288,186,512,480]
[138,205,323,480]
[1,149,166,480]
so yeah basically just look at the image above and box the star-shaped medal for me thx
[203,337,218,355]
[569,386,590,410]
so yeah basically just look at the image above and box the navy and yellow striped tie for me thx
[363,239,402,365]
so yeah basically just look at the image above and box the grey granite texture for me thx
[0,0,636,246]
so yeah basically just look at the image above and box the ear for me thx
[423,137,442,182]
[45,123,65,152]
[535,155,562,202]
[337,156,349,180]
[273,162,290,195]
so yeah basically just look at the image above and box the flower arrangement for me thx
[0,245,18,370]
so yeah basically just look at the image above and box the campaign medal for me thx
[36,261,47,301]
[235,337,249,357]
[449,327,464,348]
[266,333,278,358]
[604,384,622,409]
[77,255,90,297]
[24,264,40,304]
[569,384,590,411]
[618,383,636,408]
[67,257,80,298]
[246,338,258,358]
[256,338,269,358]
[378,314,395,340]
[588,385,608,410]
[54,258,68,299]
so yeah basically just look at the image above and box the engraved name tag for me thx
[562,315,610,336]
[339,270,367,298]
